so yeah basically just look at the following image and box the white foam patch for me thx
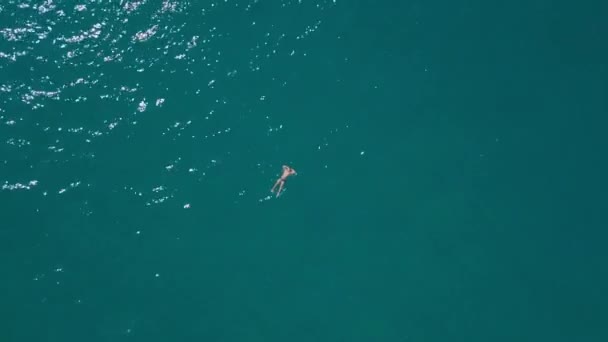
[133,25,158,42]
[1,180,38,191]
[137,100,147,112]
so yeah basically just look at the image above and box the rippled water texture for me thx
[1,0,339,206]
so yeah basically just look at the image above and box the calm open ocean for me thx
[1,0,607,341]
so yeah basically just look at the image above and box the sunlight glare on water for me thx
[1,0,340,207]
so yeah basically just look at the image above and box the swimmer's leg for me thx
[271,179,280,193]
[276,181,284,197]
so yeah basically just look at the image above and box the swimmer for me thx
[271,165,297,197]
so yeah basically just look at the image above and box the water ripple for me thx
[1,0,339,208]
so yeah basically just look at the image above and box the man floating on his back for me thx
[271,165,297,197]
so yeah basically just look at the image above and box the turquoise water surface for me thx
[1,0,607,341]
